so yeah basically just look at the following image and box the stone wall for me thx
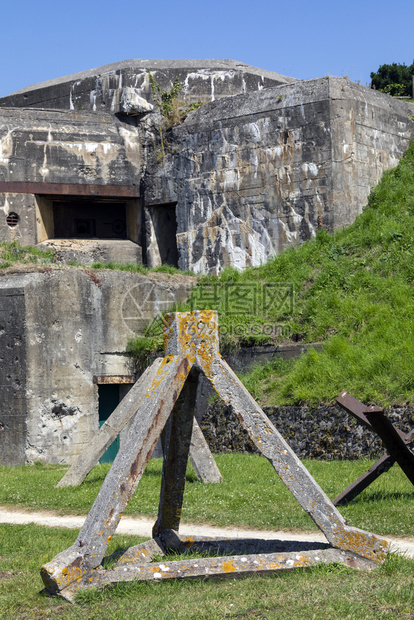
[0,267,194,465]
[201,401,414,460]
[329,79,414,229]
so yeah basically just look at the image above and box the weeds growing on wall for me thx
[147,70,203,159]
[0,241,53,268]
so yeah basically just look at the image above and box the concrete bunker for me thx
[0,59,414,466]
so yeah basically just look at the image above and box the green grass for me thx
[0,242,195,277]
[0,241,53,268]
[1,456,413,618]
[90,260,195,277]
[0,455,413,536]
[1,525,414,619]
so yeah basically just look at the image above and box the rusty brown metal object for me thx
[93,375,136,385]
[336,391,381,429]
[335,391,414,503]
[365,409,414,486]
[0,181,140,197]
[333,454,395,505]
[41,312,389,601]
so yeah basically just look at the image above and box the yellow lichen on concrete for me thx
[222,560,236,573]
[334,529,389,563]
[163,312,220,373]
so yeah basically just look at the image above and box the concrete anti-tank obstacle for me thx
[41,311,390,602]
[57,359,222,487]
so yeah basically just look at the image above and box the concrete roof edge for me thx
[4,59,298,97]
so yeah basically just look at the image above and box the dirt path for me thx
[1,504,413,557]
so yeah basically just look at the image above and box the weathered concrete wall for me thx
[0,59,295,113]
[201,400,414,460]
[329,79,414,229]
[145,78,333,273]
[0,268,194,465]
[0,107,142,247]
[145,77,414,274]
[0,285,27,465]
[0,108,141,186]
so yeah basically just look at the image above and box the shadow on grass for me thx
[351,490,414,504]
[83,466,198,484]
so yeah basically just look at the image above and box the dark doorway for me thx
[98,385,120,463]
[148,203,179,267]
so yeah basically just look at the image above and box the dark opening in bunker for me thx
[148,202,179,267]
[53,200,127,239]
[35,194,141,251]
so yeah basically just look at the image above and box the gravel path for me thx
[1,505,413,558]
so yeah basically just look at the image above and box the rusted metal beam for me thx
[335,391,414,502]
[333,454,395,505]
[365,409,414,486]
[0,181,140,198]
[337,392,414,446]
[336,391,382,430]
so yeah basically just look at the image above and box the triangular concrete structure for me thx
[41,311,389,601]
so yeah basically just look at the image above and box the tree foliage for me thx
[370,61,414,96]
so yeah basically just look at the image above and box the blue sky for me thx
[1,0,413,97]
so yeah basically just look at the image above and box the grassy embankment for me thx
[0,243,53,268]
[0,242,192,276]
[126,139,414,407]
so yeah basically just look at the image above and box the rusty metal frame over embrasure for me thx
[41,312,390,602]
